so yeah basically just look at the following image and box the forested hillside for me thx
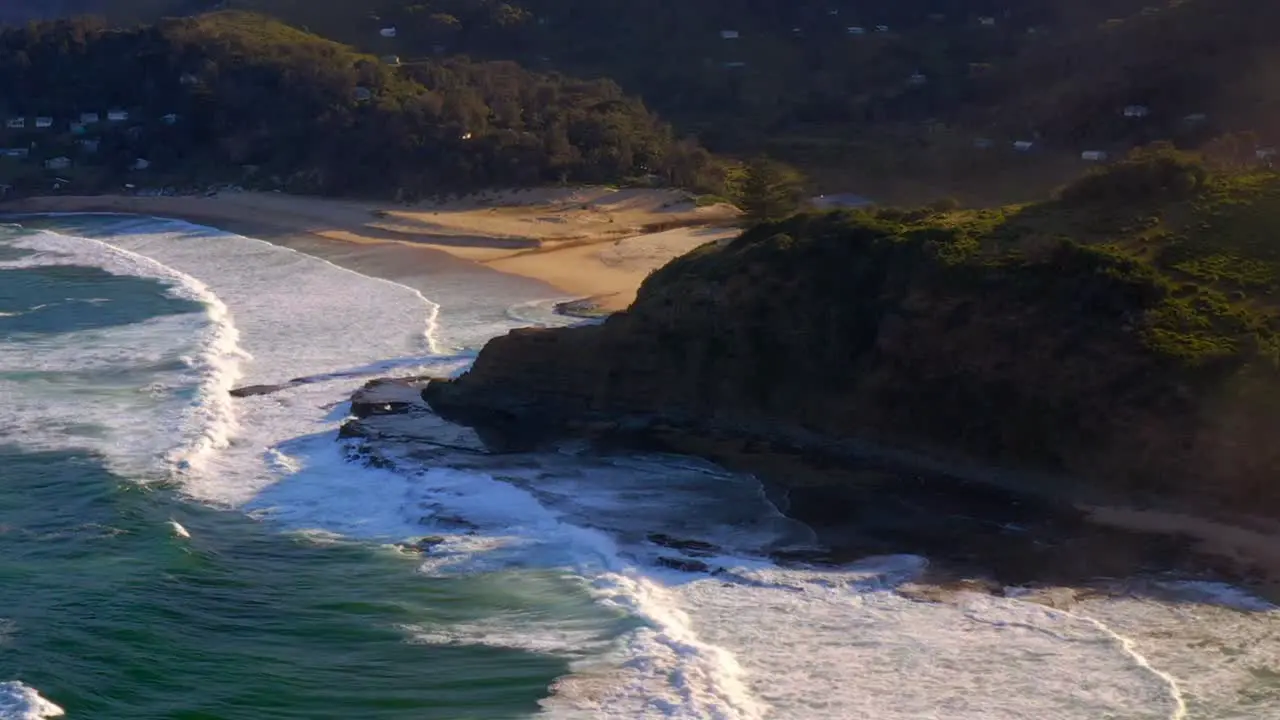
[234,0,1276,145]
[224,0,1280,202]
[0,0,212,25]
[6,1,1278,203]
[0,12,722,197]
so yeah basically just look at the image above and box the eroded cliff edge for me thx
[425,149,1280,523]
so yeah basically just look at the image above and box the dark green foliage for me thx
[1059,144,1209,205]
[0,12,724,196]
[737,157,806,224]
[227,0,1280,163]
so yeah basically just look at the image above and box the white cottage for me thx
[875,25,890,33]
[80,112,100,124]
[846,26,865,35]
[179,73,199,85]
[379,27,397,38]
[1123,105,1150,118]
[908,72,927,85]
[161,113,179,125]
[1,148,29,158]
[34,116,52,129]
[720,30,739,39]
[131,158,151,170]
[79,139,100,153]
[44,156,71,170]
[1081,150,1109,161]
[1012,140,1035,151]
[353,87,373,102]
[5,118,24,129]
[979,16,996,26]
[107,110,129,122]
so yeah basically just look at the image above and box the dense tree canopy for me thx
[229,0,1276,153]
[0,11,723,196]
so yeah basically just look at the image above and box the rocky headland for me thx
[408,149,1280,589]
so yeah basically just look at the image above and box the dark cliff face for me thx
[426,169,1280,518]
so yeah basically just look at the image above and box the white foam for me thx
[1072,584,1280,719]
[0,229,247,476]
[0,682,63,720]
[6,217,441,505]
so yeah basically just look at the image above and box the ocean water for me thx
[0,214,1277,719]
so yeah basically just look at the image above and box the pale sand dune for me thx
[1,188,740,311]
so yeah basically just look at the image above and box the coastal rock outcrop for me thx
[426,152,1280,522]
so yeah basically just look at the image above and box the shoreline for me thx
[9,191,1278,599]
[0,189,741,313]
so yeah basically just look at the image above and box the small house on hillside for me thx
[79,139,99,153]
[846,26,865,35]
[5,118,24,129]
[161,113,179,125]
[973,138,994,149]
[720,30,739,39]
[34,116,52,129]
[44,156,71,170]
[979,16,996,26]
[1081,150,1108,161]
[875,25,890,33]
[379,27,397,38]
[1,148,29,158]
[1256,147,1277,161]
[1183,113,1208,124]
[180,73,199,85]
[80,112,100,124]
[353,87,373,102]
[131,158,151,171]
[1123,105,1150,118]
[381,55,401,66]
[107,110,129,122]
[908,72,927,85]
[1013,140,1035,151]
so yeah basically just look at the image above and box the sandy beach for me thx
[1,187,741,313]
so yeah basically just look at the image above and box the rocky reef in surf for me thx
[423,148,1280,523]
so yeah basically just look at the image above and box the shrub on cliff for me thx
[737,157,807,225]
[1059,144,1209,206]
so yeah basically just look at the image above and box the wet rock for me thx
[397,535,447,553]
[647,533,719,557]
[350,378,434,419]
[655,556,713,573]
[229,383,289,398]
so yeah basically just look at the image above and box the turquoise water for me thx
[0,241,567,718]
[0,448,565,719]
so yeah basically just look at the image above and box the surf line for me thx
[966,602,1187,720]
[4,228,251,474]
